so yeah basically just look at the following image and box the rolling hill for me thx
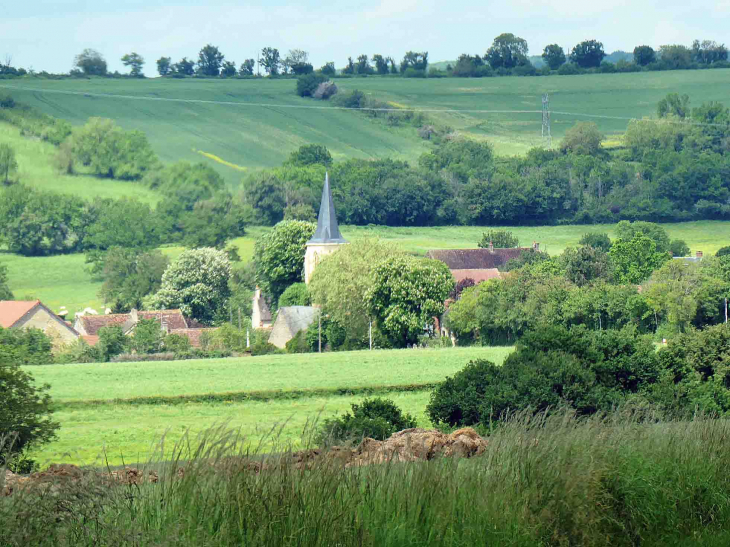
[1,69,728,184]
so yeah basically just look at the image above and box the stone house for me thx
[268,306,318,349]
[0,300,79,347]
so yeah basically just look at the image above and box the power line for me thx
[0,84,728,128]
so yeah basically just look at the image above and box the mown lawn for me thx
[27,347,511,403]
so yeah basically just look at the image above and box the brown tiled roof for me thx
[0,300,40,328]
[426,248,528,270]
[81,335,100,347]
[139,310,187,330]
[78,314,129,336]
[451,269,502,283]
[169,328,217,348]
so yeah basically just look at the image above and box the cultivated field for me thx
[1,69,728,182]
[26,347,511,464]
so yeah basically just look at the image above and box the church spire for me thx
[308,172,347,244]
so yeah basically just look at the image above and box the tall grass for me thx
[4,411,730,546]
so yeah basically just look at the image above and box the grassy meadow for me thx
[1,69,728,184]
[25,347,510,464]
[0,123,161,204]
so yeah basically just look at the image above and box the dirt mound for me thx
[351,427,487,466]
[108,467,159,485]
[291,427,487,468]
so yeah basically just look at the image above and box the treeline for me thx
[243,94,730,227]
[1,36,726,81]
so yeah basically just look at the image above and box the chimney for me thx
[696,251,703,259]
[488,241,494,253]
[129,308,138,324]
[161,319,169,334]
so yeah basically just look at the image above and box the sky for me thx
[2,0,728,74]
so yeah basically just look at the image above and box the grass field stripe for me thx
[51,383,441,409]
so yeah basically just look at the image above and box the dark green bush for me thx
[0,327,54,366]
[478,229,519,248]
[285,330,310,354]
[579,232,612,252]
[427,325,661,427]
[716,246,730,257]
[669,239,690,257]
[295,73,327,97]
[278,282,310,308]
[317,397,417,444]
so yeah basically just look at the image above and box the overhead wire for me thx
[0,84,728,128]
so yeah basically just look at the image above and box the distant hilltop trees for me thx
[1,35,727,81]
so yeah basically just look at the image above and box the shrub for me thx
[0,327,54,366]
[296,73,327,97]
[331,89,366,109]
[716,246,730,257]
[0,362,59,462]
[557,63,580,75]
[278,282,311,308]
[285,330,310,353]
[668,239,690,257]
[478,230,519,248]
[427,325,661,427]
[316,397,417,445]
[579,232,612,252]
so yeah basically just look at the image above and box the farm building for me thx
[426,242,539,271]
[74,308,189,336]
[268,306,318,349]
[0,300,79,347]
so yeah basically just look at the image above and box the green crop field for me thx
[4,220,730,317]
[1,69,728,184]
[0,123,161,204]
[25,347,510,464]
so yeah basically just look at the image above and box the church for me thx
[253,173,348,349]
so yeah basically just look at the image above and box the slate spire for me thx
[308,172,347,244]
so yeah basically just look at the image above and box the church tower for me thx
[304,173,348,284]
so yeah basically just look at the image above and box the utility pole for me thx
[725,298,728,323]
[318,312,322,353]
[238,307,242,330]
[369,320,373,350]
[541,93,552,148]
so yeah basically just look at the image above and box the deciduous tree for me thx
[541,44,566,70]
[365,255,454,346]
[570,40,606,68]
[486,33,529,69]
[609,233,670,284]
[197,44,224,76]
[74,48,107,75]
[156,56,172,76]
[260,47,281,75]
[147,247,232,324]
[253,220,315,302]
[121,52,145,76]
[633,45,656,66]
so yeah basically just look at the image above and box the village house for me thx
[268,306,318,349]
[426,242,540,272]
[251,287,273,329]
[0,300,79,347]
[73,308,205,346]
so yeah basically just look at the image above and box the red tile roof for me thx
[169,328,217,348]
[77,314,129,336]
[0,300,41,328]
[427,248,528,270]
[451,269,502,283]
[81,335,100,347]
[139,310,187,330]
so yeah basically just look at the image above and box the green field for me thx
[4,220,729,317]
[25,347,510,464]
[0,123,161,204]
[1,70,728,183]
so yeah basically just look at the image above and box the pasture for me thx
[1,69,728,183]
[26,347,511,464]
